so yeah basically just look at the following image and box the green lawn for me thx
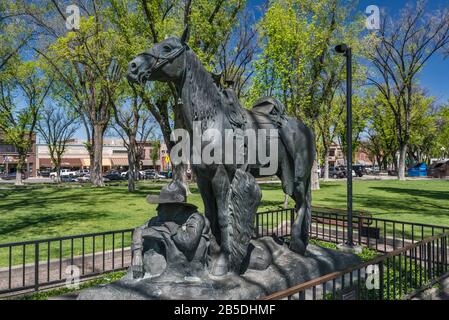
[0,179,448,244]
[312,180,449,226]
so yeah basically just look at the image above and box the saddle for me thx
[251,97,287,128]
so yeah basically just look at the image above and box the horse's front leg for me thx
[196,174,220,255]
[210,164,231,276]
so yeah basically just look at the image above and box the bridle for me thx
[140,44,188,79]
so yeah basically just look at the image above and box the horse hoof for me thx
[289,240,306,255]
[210,254,229,276]
[130,265,144,279]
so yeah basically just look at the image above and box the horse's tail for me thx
[226,169,262,273]
[302,177,312,248]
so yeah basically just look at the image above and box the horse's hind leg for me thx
[290,178,311,255]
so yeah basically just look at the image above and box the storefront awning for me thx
[141,160,161,166]
[39,158,82,168]
[81,158,112,167]
[111,158,128,166]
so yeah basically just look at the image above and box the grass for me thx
[0,179,448,245]
[312,179,449,226]
[10,271,127,300]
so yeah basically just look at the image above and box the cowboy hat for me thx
[146,180,197,210]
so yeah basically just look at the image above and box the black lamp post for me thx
[335,44,353,246]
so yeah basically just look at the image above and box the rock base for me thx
[77,237,361,300]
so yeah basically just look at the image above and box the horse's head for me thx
[127,28,190,84]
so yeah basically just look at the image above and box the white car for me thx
[77,174,91,182]
[50,169,77,180]
[76,169,90,176]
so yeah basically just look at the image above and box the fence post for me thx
[427,242,432,281]
[290,208,295,229]
[255,213,260,238]
[379,261,384,300]
[34,242,39,292]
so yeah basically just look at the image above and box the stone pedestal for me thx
[77,237,361,300]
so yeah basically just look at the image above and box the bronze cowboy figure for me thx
[130,181,211,279]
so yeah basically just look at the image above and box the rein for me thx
[141,45,187,77]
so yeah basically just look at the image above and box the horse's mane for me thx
[185,50,221,122]
[184,49,246,129]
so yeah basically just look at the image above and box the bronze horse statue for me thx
[127,28,315,276]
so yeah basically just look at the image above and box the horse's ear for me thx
[181,25,190,44]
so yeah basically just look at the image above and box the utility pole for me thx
[335,44,353,246]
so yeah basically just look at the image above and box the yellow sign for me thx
[165,155,170,163]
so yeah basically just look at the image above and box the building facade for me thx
[326,142,374,168]
[0,133,37,177]
[36,139,169,174]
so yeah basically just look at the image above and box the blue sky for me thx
[72,1,449,139]
[249,0,449,103]
[358,0,449,103]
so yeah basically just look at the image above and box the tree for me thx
[251,0,366,189]
[111,86,156,192]
[335,93,370,165]
[150,140,161,171]
[407,93,437,164]
[434,104,449,159]
[365,1,449,179]
[107,0,246,188]
[363,92,398,171]
[215,8,258,101]
[0,61,52,185]
[32,3,123,187]
[0,2,32,71]
[36,105,79,183]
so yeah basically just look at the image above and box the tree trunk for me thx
[323,149,330,180]
[56,163,61,183]
[173,104,190,193]
[311,156,320,190]
[173,163,190,194]
[91,124,105,187]
[127,135,137,192]
[14,154,26,186]
[15,171,23,186]
[398,144,407,180]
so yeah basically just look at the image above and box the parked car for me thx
[60,176,78,182]
[159,171,172,179]
[38,170,51,177]
[50,169,77,180]
[103,173,125,181]
[1,172,19,180]
[77,174,91,182]
[328,167,346,179]
[428,161,449,178]
[76,169,90,177]
[352,165,366,177]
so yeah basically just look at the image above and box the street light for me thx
[335,43,354,247]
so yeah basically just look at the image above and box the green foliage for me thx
[13,271,126,300]
[0,60,51,176]
[150,140,161,168]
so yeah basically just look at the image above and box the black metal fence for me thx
[1,207,449,298]
[261,232,449,300]
[0,229,133,297]
[257,208,449,253]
